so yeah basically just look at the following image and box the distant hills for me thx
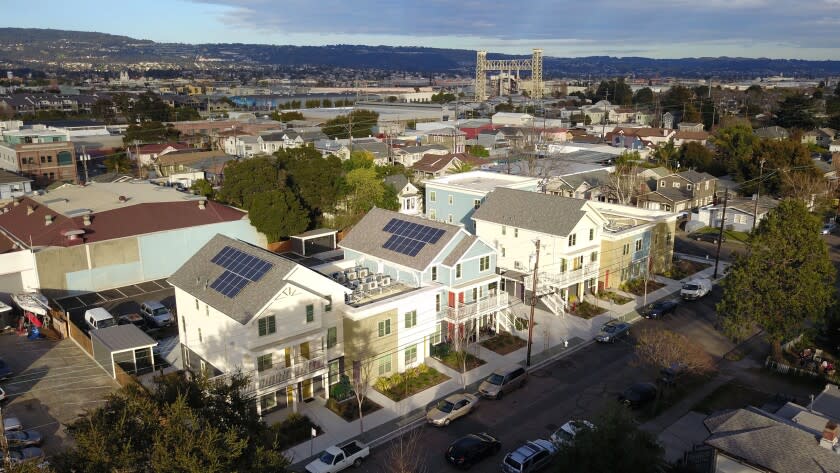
[2,27,840,78]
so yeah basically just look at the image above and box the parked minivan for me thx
[478,366,527,399]
[84,307,116,331]
[140,301,173,328]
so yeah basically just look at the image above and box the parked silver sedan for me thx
[426,393,478,426]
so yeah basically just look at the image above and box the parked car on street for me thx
[501,439,558,473]
[305,441,369,473]
[140,301,174,328]
[618,382,658,408]
[478,366,527,399]
[690,232,726,244]
[6,429,43,447]
[549,419,594,447]
[445,432,501,470]
[2,446,44,464]
[0,358,12,380]
[427,393,478,426]
[822,222,837,235]
[681,278,712,300]
[3,416,22,432]
[594,320,630,343]
[642,299,679,319]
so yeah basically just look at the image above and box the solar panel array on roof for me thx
[380,218,446,257]
[208,246,273,298]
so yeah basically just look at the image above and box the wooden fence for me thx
[67,317,92,356]
[114,363,138,388]
[765,356,821,379]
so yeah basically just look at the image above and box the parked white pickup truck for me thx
[681,278,712,300]
[305,441,370,473]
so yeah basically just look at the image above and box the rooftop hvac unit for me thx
[346,271,358,281]
[359,268,370,278]
[366,281,378,291]
[380,276,392,287]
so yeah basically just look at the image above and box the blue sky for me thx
[5,0,840,59]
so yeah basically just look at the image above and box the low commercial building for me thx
[0,127,77,186]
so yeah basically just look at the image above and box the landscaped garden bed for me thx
[660,258,712,280]
[481,331,527,355]
[373,364,450,402]
[568,300,607,319]
[269,413,323,450]
[436,349,486,373]
[325,397,381,422]
[621,278,665,296]
[596,290,633,305]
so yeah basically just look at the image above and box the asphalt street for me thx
[353,288,728,473]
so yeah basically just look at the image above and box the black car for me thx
[0,359,12,381]
[445,432,501,470]
[618,382,658,408]
[690,232,726,244]
[642,299,679,319]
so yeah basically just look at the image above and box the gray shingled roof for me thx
[91,324,157,352]
[557,169,611,190]
[168,234,299,325]
[704,407,840,473]
[339,207,461,272]
[472,187,588,236]
[0,170,30,185]
[383,174,409,192]
[677,169,716,184]
[812,385,840,421]
[443,235,477,267]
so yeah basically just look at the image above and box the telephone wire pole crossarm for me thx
[526,239,541,367]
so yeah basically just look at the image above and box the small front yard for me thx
[694,226,750,243]
[693,381,772,414]
[269,413,323,450]
[621,278,666,296]
[481,332,527,355]
[568,300,607,319]
[325,397,382,422]
[374,364,450,402]
[436,349,486,373]
[596,290,633,305]
[660,258,711,280]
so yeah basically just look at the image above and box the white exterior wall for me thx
[176,286,249,372]
[0,144,19,172]
[0,249,39,292]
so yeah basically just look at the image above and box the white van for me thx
[680,278,712,301]
[84,307,116,331]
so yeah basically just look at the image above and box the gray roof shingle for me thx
[472,187,588,236]
[91,324,157,352]
[168,234,299,325]
[704,407,840,473]
[443,235,477,267]
[339,208,461,271]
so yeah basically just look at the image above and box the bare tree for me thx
[606,151,646,205]
[450,322,477,391]
[780,167,831,210]
[380,426,429,473]
[350,356,375,435]
[635,328,716,376]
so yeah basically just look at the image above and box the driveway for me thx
[0,333,119,455]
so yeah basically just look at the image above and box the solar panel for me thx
[380,218,448,256]
[208,246,274,298]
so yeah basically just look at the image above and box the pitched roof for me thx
[169,234,302,325]
[0,169,31,185]
[0,196,246,248]
[472,187,588,236]
[339,207,462,271]
[412,153,459,173]
[643,186,691,203]
[755,126,790,139]
[555,169,611,190]
[676,169,716,183]
[383,174,409,192]
[674,130,710,141]
[157,150,232,167]
[443,235,477,266]
[704,407,840,473]
[136,143,190,154]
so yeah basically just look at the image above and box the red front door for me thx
[448,292,455,308]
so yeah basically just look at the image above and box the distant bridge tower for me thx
[474,48,543,101]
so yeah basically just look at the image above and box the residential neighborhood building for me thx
[0,169,32,200]
[424,170,539,232]
[425,128,466,154]
[391,144,449,167]
[0,181,263,296]
[154,150,236,187]
[257,131,305,154]
[636,170,717,212]
[314,139,351,161]
[411,153,482,180]
[127,142,192,167]
[383,174,422,216]
[755,126,790,141]
[544,169,612,201]
[677,122,704,132]
[491,112,534,127]
[169,234,348,415]
[223,135,260,158]
[694,196,779,232]
[672,130,710,146]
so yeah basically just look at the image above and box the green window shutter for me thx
[258,318,266,336]
[268,316,276,334]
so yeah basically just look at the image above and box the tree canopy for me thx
[717,199,836,359]
[248,189,310,242]
[774,94,817,130]
[216,156,284,209]
[52,373,290,473]
[552,405,665,473]
[594,78,633,106]
[123,121,181,146]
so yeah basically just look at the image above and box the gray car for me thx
[478,366,527,399]
[594,320,630,343]
[426,393,478,426]
[501,439,558,473]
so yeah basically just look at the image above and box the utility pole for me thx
[713,188,729,279]
[526,239,541,367]
[752,159,766,233]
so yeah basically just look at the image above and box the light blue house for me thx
[423,170,540,233]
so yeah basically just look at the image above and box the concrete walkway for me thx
[284,260,731,466]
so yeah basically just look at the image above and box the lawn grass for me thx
[374,365,451,402]
[693,381,772,414]
[569,300,607,319]
[324,397,382,422]
[695,226,750,243]
[481,332,527,355]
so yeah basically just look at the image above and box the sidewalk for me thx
[285,261,731,467]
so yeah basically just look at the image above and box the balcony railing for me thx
[525,264,600,294]
[445,293,509,323]
[211,354,326,395]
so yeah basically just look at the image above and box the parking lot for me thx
[53,279,181,367]
[0,333,119,454]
